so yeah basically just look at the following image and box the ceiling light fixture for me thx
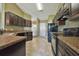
[36,3,43,11]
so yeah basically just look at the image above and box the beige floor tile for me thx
[26,37,53,56]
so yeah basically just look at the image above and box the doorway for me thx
[40,22,47,38]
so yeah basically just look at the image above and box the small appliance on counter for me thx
[63,27,79,36]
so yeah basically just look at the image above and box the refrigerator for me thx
[48,23,58,42]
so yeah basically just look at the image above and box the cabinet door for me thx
[22,18,24,26]
[18,17,21,26]
[25,20,27,26]
[58,46,63,56]
[26,20,28,27]
[5,13,10,25]
[23,19,25,26]
[29,21,32,27]
[71,3,79,15]
[13,14,16,25]
[5,12,32,27]
[58,40,65,56]
[20,18,22,26]
[13,15,16,25]
[28,20,30,27]
[58,39,79,56]
[24,19,26,26]
[51,37,56,55]
[9,13,14,25]
[64,43,79,56]
[63,3,71,16]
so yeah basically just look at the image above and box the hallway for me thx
[26,37,53,56]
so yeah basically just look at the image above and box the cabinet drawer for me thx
[58,45,65,56]
[63,43,79,56]
[58,39,79,56]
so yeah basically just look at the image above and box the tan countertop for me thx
[58,35,79,54]
[0,33,26,50]
[51,32,79,54]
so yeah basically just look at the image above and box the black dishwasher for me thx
[51,33,58,56]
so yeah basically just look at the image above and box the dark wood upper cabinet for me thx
[69,3,79,21]
[63,3,71,16]
[71,3,79,16]
[53,3,71,25]
[5,12,32,27]
[5,12,10,25]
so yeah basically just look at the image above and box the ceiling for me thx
[17,3,60,20]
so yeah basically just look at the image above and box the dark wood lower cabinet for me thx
[57,39,79,56]
[0,40,26,56]
[16,32,33,41]
[26,32,33,41]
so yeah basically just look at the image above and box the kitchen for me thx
[0,3,79,56]
[50,3,79,56]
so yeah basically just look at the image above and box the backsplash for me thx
[58,19,79,31]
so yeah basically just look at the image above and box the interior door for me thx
[40,23,47,38]
[32,24,38,36]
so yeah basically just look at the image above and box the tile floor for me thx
[26,37,53,56]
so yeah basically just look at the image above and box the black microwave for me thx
[63,27,79,36]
